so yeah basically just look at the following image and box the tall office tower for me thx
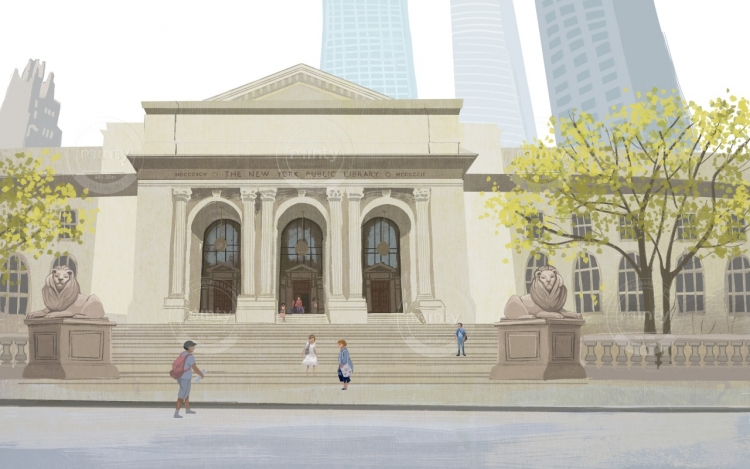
[451,0,537,147]
[321,0,418,99]
[0,59,62,148]
[535,0,683,128]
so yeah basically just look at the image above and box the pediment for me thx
[364,263,398,274]
[285,263,319,274]
[206,64,392,102]
[206,262,240,273]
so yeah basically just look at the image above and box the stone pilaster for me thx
[327,188,344,298]
[239,188,257,296]
[259,188,277,298]
[347,187,365,298]
[411,187,445,322]
[164,188,191,321]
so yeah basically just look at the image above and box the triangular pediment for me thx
[364,263,398,274]
[206,262,240,273]
[285,263,319,274]
[206,64,392,102]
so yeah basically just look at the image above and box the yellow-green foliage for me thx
[0,151,97,279]
[483,89,750,268]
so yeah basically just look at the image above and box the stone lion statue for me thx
[504,265,582,320]
[27,265,106,320]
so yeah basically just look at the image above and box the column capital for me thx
[260,188,277,201]
[240,187,258,202]
[327,188,344,201]
[346,187,364,200]
[413,187,430,202]
[172,187,192,202]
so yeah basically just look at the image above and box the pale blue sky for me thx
[1,0,748,146]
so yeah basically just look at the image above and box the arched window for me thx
[280,218,323,274]
[726,256,750,313]
[676,255,704,313]
[619,253,644,312]
[200,219,241,314]
[52,255,78,277]
[525,253,548,293]
[574,254,601,313]
[363,217,399,269]
[202,219,240,269]
[1,254,29,315]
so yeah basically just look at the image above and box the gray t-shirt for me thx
[181,352,195,380]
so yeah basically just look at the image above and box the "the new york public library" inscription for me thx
[167,169,437,179]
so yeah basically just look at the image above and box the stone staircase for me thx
[275,313,330,324]
[111,323,498,385]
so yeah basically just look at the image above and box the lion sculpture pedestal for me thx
[23,318,119,379]
[490,265,586,380]
[22,265,119,379]
[490,318,586,380]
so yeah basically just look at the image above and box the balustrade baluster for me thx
[688,342,702,367]
[0,340,12,365]
[615,342,628,368]
[644,342,658,368]
[584,341,598,367]
[731,342,744,365]
[704,341,716,366]
[14,340,27,364]
[630,342,642,366]
[674,341,687,366]
[716,342,729,366]
[601,342,614,367]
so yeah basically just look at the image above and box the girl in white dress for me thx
[302,334,318,376]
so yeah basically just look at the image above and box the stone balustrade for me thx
[0,333,28,378]
[582,334,750,380]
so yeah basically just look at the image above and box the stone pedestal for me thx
[235,297,277,323]
[490,318,586,380]
[23,318,119,379]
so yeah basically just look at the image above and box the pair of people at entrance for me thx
[338,339,353,390]
[302,334,317,375]
[456,323,467,356]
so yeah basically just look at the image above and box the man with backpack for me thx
[172,340,205,418]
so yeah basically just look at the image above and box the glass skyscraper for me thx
[320,0,418,99]
[535,0,683,126]
[451,0,537,147]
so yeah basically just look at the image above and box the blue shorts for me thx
[178,378,192,399]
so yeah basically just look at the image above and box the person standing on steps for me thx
[174,340,205,418]
[337,339,353,390]
[294,296,303,315]
[279,303,287,323]
[455,323,467,356]
[312,298,318,314]
[302,334,318,376]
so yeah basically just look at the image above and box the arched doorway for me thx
[279,218,324,314]
[199,219,240,314]
[363,217,402,313]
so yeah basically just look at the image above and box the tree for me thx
[482,89,750,334]
[0,151,96,288]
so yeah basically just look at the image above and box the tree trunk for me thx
[661,276,674,335]
[641,269,657,334]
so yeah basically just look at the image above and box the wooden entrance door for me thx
[371,280,390,313]
[292,280,311,314]
[213,279,235,314]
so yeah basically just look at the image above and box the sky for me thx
[1,0,749,146]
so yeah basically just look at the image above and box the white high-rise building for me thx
[320,0,418,99]
[451,0,537,147]
[0,59,62,149]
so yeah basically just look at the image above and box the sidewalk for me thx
[2,377,750,409]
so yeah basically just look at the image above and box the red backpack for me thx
[170,352,189,379]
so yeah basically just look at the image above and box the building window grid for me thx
[574,254,601,313]
[727,256,750,313]
[572,214,592,237]
[0,254,29,315]
[58,209,78,240]
[676,214,697,240]
[676,255,704,313]
[618,253,645,313]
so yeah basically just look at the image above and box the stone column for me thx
[413,188,433,298]
[346,187,364,298]
[259,188,277,298]
[327,188,344,298]
[240,188,257,297]
[169,187,191,298]
[411,187,445,322]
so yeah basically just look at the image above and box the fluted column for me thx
[347,187,365,298]
[170,187,191,297]
[240,188,257,296]
[413,188,433,298]
[327,188,344,298]
[259,188,277,297]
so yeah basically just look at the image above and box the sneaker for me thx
[456,354,460,356]
[186,409,196,414]
[174,413,182,419]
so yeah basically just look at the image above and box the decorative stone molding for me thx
[326,188,343,201]
[240,188,258,202]
[297,189,307,198]
[260,188,277,201]
[172,187,192,202]
[413,187,430,202]
[381,189,392,198]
